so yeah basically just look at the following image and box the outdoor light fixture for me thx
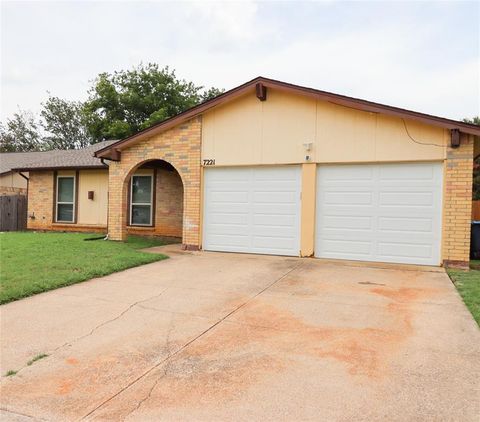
[303,142,313,151]
[303,142,313,161]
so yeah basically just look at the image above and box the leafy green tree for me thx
[463,116,480,125]
[466,116,480,200]
[0,111,43,152]
[40,95,92,150]
[83,64,223,141]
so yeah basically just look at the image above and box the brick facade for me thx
[107,116,201,247]
[27,171,54,230]
[127,167,183,238]
[443,134,474,268]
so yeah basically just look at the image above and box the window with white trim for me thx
[56,175,75,222]
[130,174,153,226]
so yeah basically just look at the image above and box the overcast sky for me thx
[1,0,479,122]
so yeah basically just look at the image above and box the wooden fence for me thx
[472,201,480,221]
[0,195,27,231]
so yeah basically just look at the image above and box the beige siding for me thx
[77,170,108,225]
[0,172,28,189]
[202,88,447,165]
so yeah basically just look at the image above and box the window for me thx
[130,174,153,226]
[56,176,75,222]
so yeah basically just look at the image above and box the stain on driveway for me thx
[1,245,479,421]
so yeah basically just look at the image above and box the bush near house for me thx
[0,232,172,304]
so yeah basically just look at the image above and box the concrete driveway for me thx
[1,245,479,421]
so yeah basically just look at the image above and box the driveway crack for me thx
[79,260,304,421]
[10,287,172,378]
[61,286,172,349]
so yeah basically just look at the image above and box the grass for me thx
[447,264,480,326]
[27,353,49,366]
[0,232,173,304]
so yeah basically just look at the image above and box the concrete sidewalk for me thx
[1,245,479,421]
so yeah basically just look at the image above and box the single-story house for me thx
[13,77,480,268]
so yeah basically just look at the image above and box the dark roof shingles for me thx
[2,140,117,172]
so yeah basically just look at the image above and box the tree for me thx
[466,116,480,200]
[463,116,480,125]
[40,95,92,150]
[0,110,43,152]
[83,64,224,141]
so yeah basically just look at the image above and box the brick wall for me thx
[27,171,54,230]
[127,167,183,238]
[443,134,474,268]
[155,168,183,237]
[108,116,201,247]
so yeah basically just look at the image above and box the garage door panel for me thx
[253,203,298,215]
[324,191,373,205]
[208,203,249,213]
[378,243,434,260]
[211,191,249,203]
[207,223,249,236]
[253,191,298,203]
[378,217,433,233]
[210,213,249,225]
[321,239,372,256]
[204,166,301,256]
[316,163,443,265]
[252,235,298,253]
[207,234,250,248]
[379,191,434,207]
[322,166,374,181]
[254,214,296,227]
[323,215,373,230]
[379,164,436,181]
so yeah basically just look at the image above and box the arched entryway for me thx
[105,116,202,247]
[124,159,184,241]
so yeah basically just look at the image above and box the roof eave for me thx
[12,165,108,172]
[94,76,480,160]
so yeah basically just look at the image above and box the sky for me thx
[1,0,479,122]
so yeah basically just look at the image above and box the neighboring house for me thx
[12,77,480,268]
[0,151,52,195]
[12,141,115,232]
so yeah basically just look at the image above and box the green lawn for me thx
[448,264,480,326]
[0,232,173,304]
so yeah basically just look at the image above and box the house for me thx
[0,151,52,195]
[11,141,115,231]
[12,77,480,268]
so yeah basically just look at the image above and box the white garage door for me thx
[203,166,301,256]
[315,163,443,265]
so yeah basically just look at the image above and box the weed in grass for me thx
[5,370,17,377]
[27,353,49,366]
